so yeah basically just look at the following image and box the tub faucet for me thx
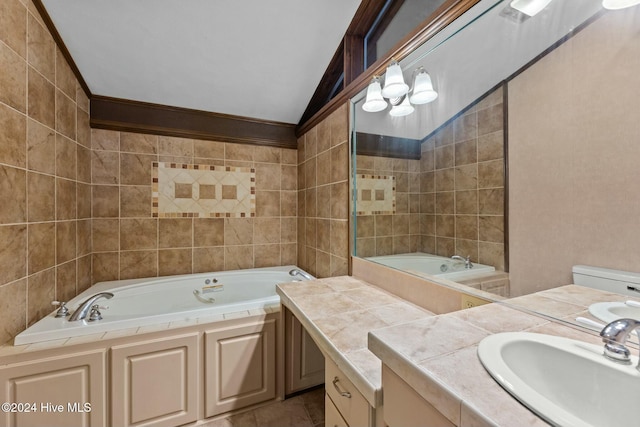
[600,318,640,369]
[69,292,114,321]
[289,269,314,280]
[451,255,473,269]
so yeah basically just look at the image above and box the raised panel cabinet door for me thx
[204,318,277,417]
[111,333,198,427]
[0,349,107,427]
[285,309,324,395]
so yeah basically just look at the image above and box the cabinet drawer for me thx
[325,357,369,427]
[326,393,349,427]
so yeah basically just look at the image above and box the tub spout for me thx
[451,255,473,269]
[69,292,114,321]
[289,269,314,280]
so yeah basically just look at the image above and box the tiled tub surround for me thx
[0,0,92,344]
[355,86,505,271]
[92,129,298,284]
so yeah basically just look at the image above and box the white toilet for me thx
[573,265,640,297]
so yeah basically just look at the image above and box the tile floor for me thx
[200,387,325,427]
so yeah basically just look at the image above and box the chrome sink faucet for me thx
[69,292,114,321]
[600,318,640,369]
[451,255,473,269]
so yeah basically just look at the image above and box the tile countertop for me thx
[367,286,616,427]
[276,276,436,408]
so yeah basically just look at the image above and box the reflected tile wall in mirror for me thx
[355,86,505,271]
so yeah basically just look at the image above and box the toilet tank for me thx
[572,265,640,297]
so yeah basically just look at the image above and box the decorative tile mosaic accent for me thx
[356,174,395,215]
[152,162,256,217]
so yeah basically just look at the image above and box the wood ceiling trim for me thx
[91,96,298,149]
[355,132,421,160]
[296,0,481,136]
[32,0,92,98]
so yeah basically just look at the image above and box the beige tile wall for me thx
[91,130,298,283]
[297,103,350,278]
[420,86,505,270]
[354,156,421,257]
[0,0,92,344]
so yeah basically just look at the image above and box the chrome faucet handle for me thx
[464,255,473,269]
[88,304,106,321]
[52,301,70,318]
[600,318,640,367]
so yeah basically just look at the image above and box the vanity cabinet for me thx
[0,349,107,427]
[204,317,277,417]
[284,309,324,395]
[110,333,198,427]
[382,365,454,427]
[325,357,372,427]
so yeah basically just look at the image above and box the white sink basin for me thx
[478,332,640,427]
[589,301,640,324]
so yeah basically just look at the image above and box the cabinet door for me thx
[0,349,106,427]
[205,318,276,417]
[383,365,455,427]
[285,309,324,395]
[111,333,198,427]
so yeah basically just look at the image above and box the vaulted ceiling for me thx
[40,0,362,125]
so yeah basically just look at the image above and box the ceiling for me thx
[40,0,362,125]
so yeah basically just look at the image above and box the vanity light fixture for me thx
[362,63,438,117]
[602,0,640,9]
[361,77,388,112]
[381,60,409,98]
[509,0,553,16]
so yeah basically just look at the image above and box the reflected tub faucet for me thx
[289,269,313,280]
[69,292,114,321]
[451,255,473,269]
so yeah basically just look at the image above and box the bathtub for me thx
[366,252,495,281]
[14,265,312,346]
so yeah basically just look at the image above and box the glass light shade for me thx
[389,95,414,117]
[362,78,388,112]
[409,70,438,104]
[602,0,640,8]
[381,61,409,98]
[510,0,553,16]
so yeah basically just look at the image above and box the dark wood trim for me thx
[32,0,91,98]
[355,132,421,160]
[91,96,297,149]
[298,44,345,126]
[344,34,364,87]
[298,0,389,126]
[296,0,482,136]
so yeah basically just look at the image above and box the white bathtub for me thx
[15,265,312,346]
[366,252,495,281]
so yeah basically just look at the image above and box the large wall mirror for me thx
[350,0,640,323]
